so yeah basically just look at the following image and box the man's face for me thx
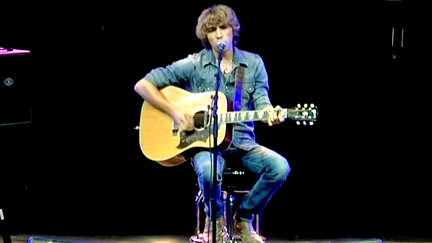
[206,24,233,53]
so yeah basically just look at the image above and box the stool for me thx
[189,166,266,243]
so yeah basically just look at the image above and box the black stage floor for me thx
[4,235,432,243]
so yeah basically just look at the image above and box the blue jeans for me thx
[192,145,290,221]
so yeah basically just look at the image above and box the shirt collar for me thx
[203,47,248,68]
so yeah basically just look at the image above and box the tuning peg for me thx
[296,121,301,125]
[310,103,315,108]
[309,122,314,126]
[303,121,307,126]
[303,103,308,108]
[297,104,301,109]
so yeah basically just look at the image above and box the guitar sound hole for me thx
[193,111,206,129]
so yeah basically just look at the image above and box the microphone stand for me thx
[210,48,223,243]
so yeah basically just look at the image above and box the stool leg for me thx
[222,191,230,242]
[228,194,235,239]
[255,213,266,242]
[195,191,203,235]
[255,213,261,236]
[190,191,204,243]
[222,191,228,223]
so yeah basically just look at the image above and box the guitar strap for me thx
[233,65,245,112]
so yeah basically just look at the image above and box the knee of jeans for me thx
[196,162,212,182]
[196,161,223,183]
[275,158,291,182]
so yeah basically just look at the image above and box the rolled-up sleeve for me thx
[252,55,272,110]
[144,56,195,89]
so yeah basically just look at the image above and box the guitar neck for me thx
[218,108,292,124]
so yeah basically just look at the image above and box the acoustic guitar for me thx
[137,86,318,166]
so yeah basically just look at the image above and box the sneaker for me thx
[233,215,264,243]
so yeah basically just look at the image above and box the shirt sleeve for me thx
[144,56,195,89]
[252,54,272,110]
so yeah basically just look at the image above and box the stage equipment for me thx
[0,47,32,126]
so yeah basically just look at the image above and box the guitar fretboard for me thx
[218,109,288,124]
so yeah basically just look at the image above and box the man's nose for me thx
[216,28,223,38]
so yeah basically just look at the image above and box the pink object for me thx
[0,47,31,56]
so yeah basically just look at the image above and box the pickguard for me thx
[177,126,213,149]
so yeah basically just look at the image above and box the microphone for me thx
[216,41,227,52]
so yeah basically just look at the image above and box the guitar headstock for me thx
[288,103,319,126]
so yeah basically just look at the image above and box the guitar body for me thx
[138,86,318,167]
[139,86,228,166]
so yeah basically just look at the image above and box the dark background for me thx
[1,1,430,241]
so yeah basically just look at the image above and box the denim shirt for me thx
[144,47,272,151]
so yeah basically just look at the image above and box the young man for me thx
[134,4,290,243]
